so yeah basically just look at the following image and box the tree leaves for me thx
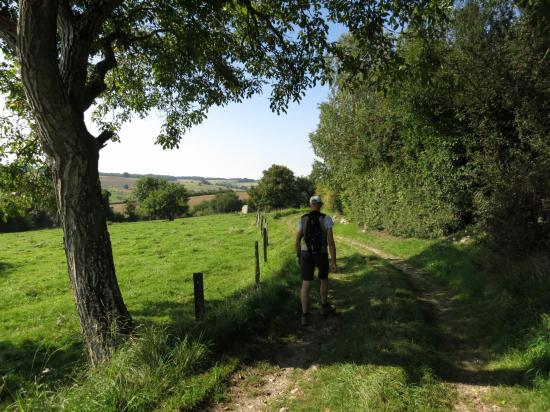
[310,0,550,244]
[0,1,453,151]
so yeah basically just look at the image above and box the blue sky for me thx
[94,23,347,180]
[92,83,331,179]
[0,22,347,180]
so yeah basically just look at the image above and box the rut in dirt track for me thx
[335,235,505,412]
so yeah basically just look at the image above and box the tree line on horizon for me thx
[100,171,257,184]
[0,164,313,231]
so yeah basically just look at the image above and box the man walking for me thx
[296,195,337,326]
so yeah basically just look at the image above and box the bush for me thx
[141,184,189,220]
[191,200,215,217]
[123,200,139,221]
[191,192,244,216]
[310,1,550,247]
[211,192,243,214]
[134,177,189,220]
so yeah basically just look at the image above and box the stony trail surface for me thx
[210,310,338,412]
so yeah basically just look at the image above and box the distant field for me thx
[207,178,257,190]
[100,174,255,203]
[109,192,250,214]
[175,178,227,192]
[188,191,250,207]
[99,175,140,188]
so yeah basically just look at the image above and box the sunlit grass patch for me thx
[0,213,298,409]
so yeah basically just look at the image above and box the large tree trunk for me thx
[18,0,132,365]
[52,146,133,365]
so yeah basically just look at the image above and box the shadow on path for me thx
[242,250,530,389]
[334,236,534,396]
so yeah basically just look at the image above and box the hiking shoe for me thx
[321,303,336,317]
[301,312,310,327]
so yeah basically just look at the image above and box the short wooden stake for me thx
[263,227,268,263]
[193,272,205,321]
[255,241,260,284]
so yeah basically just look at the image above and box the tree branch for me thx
[78,0,123,40]
[0,6,17,54]
[96,129,115,149]
[240,0,288,50]
[81,39,117,111]
[57,0,122,102]
[57,0,75,30]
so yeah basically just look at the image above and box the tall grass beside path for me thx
[333,220,550,410]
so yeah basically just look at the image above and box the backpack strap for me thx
[301,213,312,254]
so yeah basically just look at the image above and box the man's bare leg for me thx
[301,280,311,314]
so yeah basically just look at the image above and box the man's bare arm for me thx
[327,228,337,272]
[296,228,303,257]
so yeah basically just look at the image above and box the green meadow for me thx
[1,212,548,410]
[0,213,297,409]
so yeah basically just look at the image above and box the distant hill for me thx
[100,172,257,183]
[99,172,257,203]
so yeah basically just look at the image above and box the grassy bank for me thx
[0,213,299,410]
[333,220,550,410]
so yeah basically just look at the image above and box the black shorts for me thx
[300,251,329,281]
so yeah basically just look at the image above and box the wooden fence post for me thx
[255,241,260,284]
[261,215,265,236]
[263,227,268,263]
[193,272,205,321]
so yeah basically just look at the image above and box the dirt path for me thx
[335,235,502,412]
[210,230,502,411]
[210,310,338,412]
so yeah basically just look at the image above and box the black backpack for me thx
[303,212,325,254]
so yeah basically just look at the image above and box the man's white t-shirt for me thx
[298,214,334,253]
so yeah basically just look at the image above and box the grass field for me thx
[1,212,548,410]
[0,213,296,409]
[100,175,255,203]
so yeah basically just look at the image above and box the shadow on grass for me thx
[406,240,485,301]
[0,256,302,405]
[402,240,549,386]
[0,339,84,403]
[2,245,541,407]
[0,261,13,278]
[132,257,302,352]
[244,252,533,389]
